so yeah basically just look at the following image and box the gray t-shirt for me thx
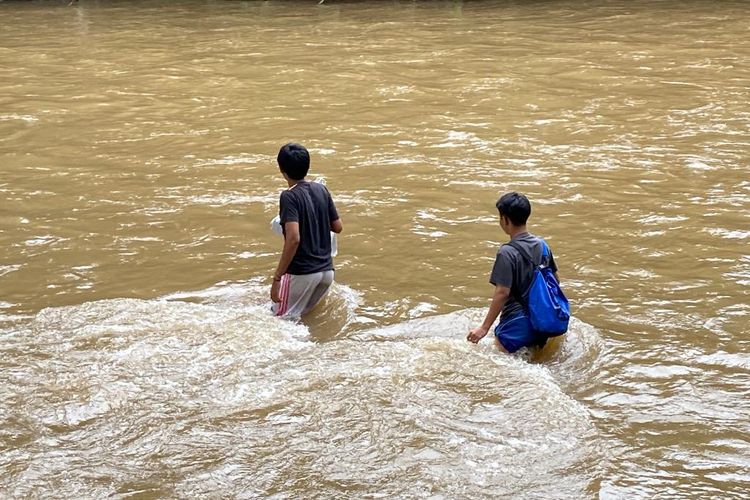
[490,232,558,320]
[279,181,339,275]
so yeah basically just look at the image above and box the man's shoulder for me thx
[497,243,521,265]
[279,189,296,205]
[500,234,544,259]
[307,181,330,197]
[498,243,521,259]
[281,185,310,200]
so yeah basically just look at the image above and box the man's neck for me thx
[507,225,528,239]
[287,178,306,188]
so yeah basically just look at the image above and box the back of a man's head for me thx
[277,143,310,180]
[496,192,531,226]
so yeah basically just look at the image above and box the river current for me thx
[1,1,748,498]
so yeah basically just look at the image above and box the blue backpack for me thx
[506,239,570,336]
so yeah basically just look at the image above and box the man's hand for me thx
[270,277,281,303]
[467,326,489,344]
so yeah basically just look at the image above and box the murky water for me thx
[1,0,748,497]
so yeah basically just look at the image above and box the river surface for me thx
[1,0,749,498]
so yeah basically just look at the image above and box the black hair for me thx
[277,142,310,180]
[495,192,531,226]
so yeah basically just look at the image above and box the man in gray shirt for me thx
[467,192,560,353]
[271,143,343,319]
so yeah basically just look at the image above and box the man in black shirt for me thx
[271,143,343,319]
[467,192,561,353]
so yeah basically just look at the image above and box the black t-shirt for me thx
[279,181,339,275]
[489,232,558,319]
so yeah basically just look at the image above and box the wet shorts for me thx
[272,270,334,320]
[494,312,547,353]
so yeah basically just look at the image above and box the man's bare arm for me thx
[274,222,300,279]
[467,284,510,343]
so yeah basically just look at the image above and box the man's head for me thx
[277,143,310,180]
[496,192,531,230]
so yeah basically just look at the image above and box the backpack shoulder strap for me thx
[504,239,539,307]
[505,239,537,267]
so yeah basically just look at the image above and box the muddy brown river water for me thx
[1,0,748,498]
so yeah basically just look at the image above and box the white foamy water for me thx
[1,288,602,498]
[2,0,749,497]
